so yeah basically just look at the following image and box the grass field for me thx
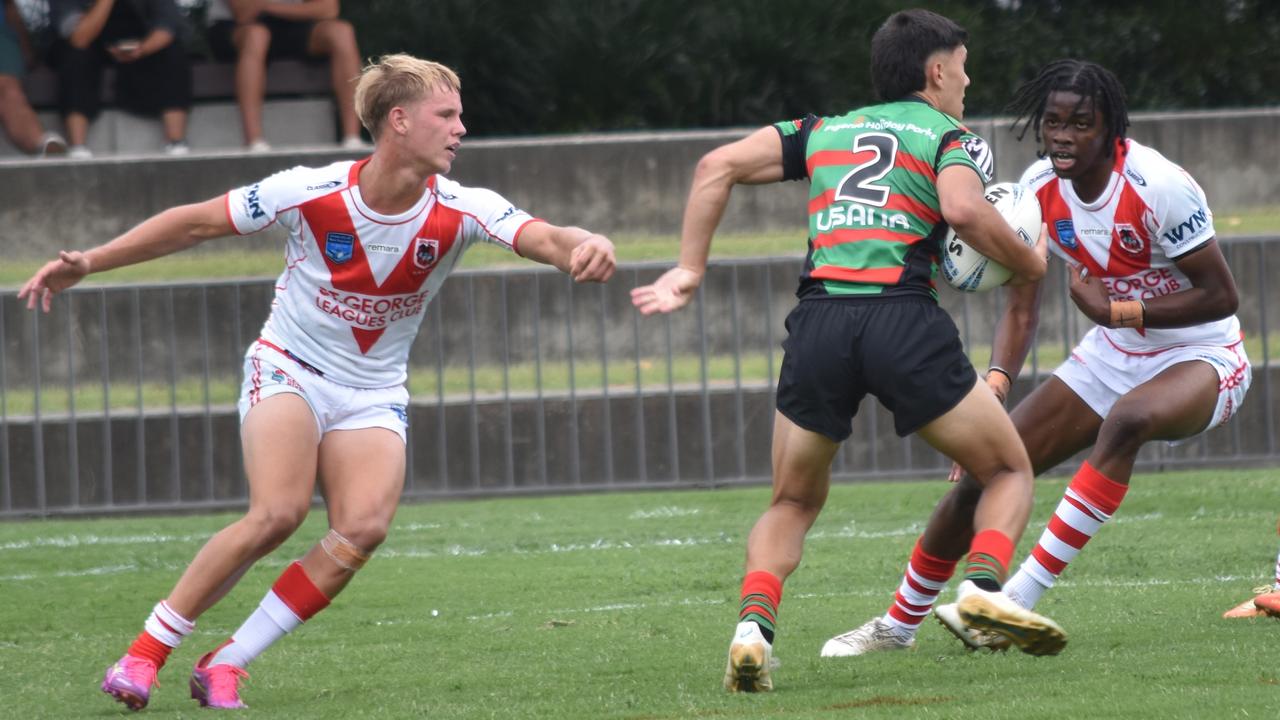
[3,468,1280,718]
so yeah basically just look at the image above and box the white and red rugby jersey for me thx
[225,158,538,387]
[1020,138,1240,353]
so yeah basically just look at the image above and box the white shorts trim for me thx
[1053,327,1251,441]
[237,341,410,443]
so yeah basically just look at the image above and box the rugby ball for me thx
[941,182,1041,292]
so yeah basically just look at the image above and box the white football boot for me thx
[723,621,773,692]
[933,602,1012,651]
[955,579,1066,656]
[819,616,914,657]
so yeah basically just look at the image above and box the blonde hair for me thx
[354,54,462,140]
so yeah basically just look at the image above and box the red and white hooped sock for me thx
[1004,462,1129,609]
[883,539,958,638]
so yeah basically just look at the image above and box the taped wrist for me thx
[985,368,1011,404]
[320,528,372,571]
[1110,299,1145,328]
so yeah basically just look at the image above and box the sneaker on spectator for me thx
[68,145,93,160]
[164,141,190,156]
[340,135,369,151]
[247,139,272,153]
[40,132,68,157]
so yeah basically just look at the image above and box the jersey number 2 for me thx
[834,133,898,207]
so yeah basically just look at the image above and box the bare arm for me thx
[631,126,784,314]
[987,280,1044,400]
[946,270,1045,481]
[18,196,235,312]
[67,0,116,49]
[938,166,1047,285]
[1067,238,1238,328]
[515,222,616,282]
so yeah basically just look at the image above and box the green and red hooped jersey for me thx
[775,97,993,300]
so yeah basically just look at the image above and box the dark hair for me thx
[870,9,968,102]
[1007,59,1130,151]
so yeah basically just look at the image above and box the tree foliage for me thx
[342,0,1280,136]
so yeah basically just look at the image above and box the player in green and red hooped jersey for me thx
[632,8,1057,691]
[886,60,1249,646]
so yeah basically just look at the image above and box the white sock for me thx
[144,600,195,648]
[1003,566,1050,609]
[1272,543,1280,590]
[208,590,302,668]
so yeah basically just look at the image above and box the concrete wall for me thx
[987,107,1280,211]
[0,99,338,159]
[4,107,1279,259]
[4,241,1277,392]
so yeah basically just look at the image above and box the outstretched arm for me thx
[516,222,616,283]
[18,196,235,312]
[630,126,785,315]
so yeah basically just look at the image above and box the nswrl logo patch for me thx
[325,232,355,263]
[1055,219,1078,250]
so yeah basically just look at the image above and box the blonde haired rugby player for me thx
[21,53,615,711]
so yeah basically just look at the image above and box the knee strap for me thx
[320,528,372,571]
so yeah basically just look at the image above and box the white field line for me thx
[2,502,1258,558]
[628,506,703,520]
[464,574,1259,622]
[0,507,1261,586]
[0,510,1168,555]
[0,520,454,552]
[0,532,214,551]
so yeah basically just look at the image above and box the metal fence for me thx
[2,237,1277,518]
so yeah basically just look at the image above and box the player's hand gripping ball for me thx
[941,182,1041,292]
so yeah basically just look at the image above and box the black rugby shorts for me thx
[775,297,977,441]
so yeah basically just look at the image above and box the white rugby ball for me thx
[941,182,1041,293]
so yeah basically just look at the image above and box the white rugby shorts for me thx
[1054,327,1251,439]
[237,339,410,443]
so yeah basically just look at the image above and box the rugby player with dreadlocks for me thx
[821,58,1251,655]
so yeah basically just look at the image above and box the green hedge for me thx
[339,0,1280,136]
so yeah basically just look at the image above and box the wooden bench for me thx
[21,58,332,110]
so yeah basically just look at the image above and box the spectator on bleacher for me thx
[207,0,364,152]
[0,0,67,155]
[49,0,192,158]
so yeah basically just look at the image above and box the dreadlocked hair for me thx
[1006,59,1130,154]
